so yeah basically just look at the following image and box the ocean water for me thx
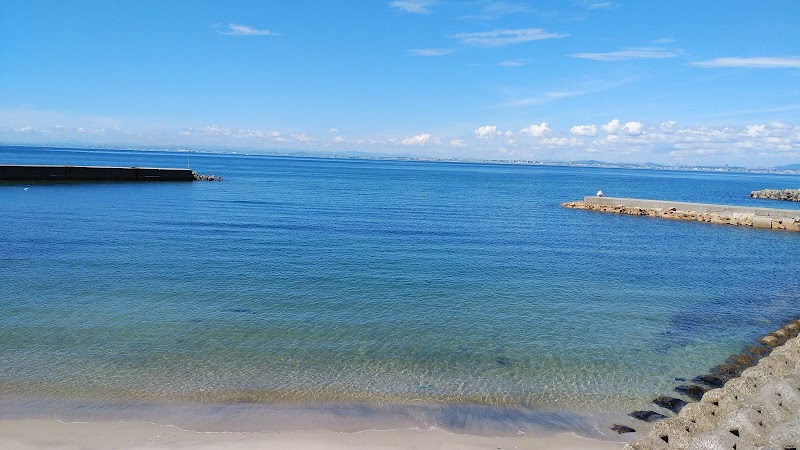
[1,146,799,437]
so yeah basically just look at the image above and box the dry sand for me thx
[0,419,626,450]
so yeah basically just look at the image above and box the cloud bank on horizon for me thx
[2,1,800,167]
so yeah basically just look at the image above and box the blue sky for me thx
[2,1,800,166]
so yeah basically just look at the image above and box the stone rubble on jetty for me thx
[751,188,800,202]
[624,328,800,449]
[562,200,800,232]
[192,172,223,181]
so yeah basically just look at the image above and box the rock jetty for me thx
[624,323,800,449]
[751,188,800,202]
[563,197,800,232]
[192,172,223,181]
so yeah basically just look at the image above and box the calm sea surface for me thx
[1,146,799,436]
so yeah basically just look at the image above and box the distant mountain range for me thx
[776,164,800,170]
[2,143,799,174]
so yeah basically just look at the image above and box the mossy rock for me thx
[653,396,688,414]
[674,384,707,401]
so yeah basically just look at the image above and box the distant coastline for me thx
[2,143,799,175]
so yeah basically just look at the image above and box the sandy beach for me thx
[0,419,626,450]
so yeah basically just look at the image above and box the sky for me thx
[2,0,800,167]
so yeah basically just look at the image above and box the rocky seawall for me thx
[563,198,800,232]
[624,327,800,449]
[192,172,223,181]
[751,188,800,202]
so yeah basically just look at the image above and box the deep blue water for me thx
[1,146,798,435]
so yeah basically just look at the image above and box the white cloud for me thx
[76,127,105,136]
[570,124,598,136]
[13,126,52,134]
[579,1,620,9]
[519,121,550,137]
[653,37,676,44]
[401,133,432,145]
[449,139,466,147]
[661,120,678,133]
[202,124,231,136]
[693,56,800,68]
[329,128,338,133]
[390,0,435,14]
[498,59,526,67]
[235,129,280,138]
[217,24,280,36]
[334,136,344,143]
[601,119,621,133]
[743,124,768,137]
[409,48,454,56]
[459,1,532,20]
[541,137,583,146]
[451,27,568,47]
[569,47,683,61]
[292,132,317,142]
[621,121,643,136]
[474,125,500,139]
[504,90,588,107]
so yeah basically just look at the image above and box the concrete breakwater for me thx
[624,322,800,449]
[0,165,196,181]
[751,188,800,202]
[563,197,800,232]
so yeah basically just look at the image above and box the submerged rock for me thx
[693,374,727,389]
[674,384,707,401]
[611,424,636,434]
[711,364,743,378]
[726,353,756,368]
[629,410,667,422]
[495,356,512,366]
[759,335,781,347]
[652,396,688,414]
[745,344,772,357]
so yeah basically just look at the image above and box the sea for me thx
[1,145,799,438]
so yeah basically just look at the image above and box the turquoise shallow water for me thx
[1,146,799,435]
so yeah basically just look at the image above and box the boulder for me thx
[711,364,743,378]
[693,374,727,389]
[675,384,708,401]
[629,410,668,422]
[611,424,636,434]
[727,353,756,368]
[653,396,689,413]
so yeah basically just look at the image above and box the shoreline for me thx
[0,394,638,448]
[0,418,627,450]
[0,394,635,437]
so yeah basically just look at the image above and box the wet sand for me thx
[0,419,626,450]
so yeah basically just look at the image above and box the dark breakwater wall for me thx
[0,165,195,181]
